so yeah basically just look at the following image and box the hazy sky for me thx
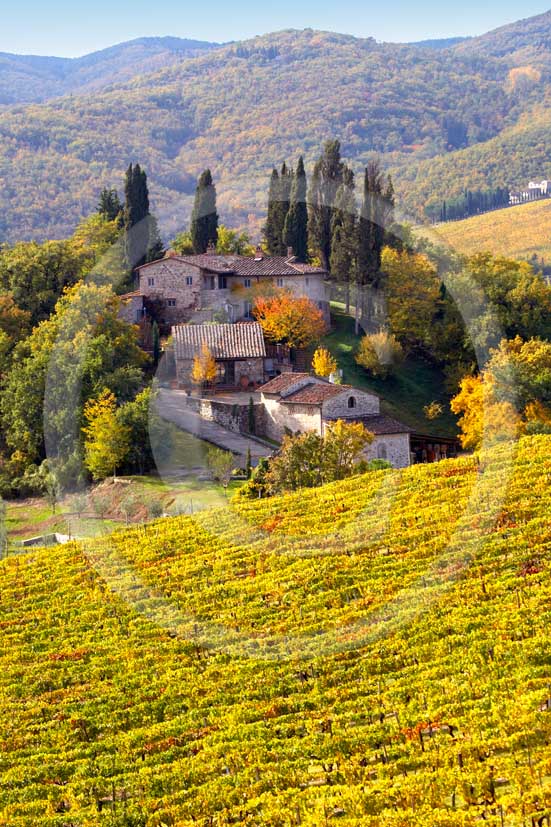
[1,0,549,57]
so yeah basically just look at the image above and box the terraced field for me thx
[1,435,551,825]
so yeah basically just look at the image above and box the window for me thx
[244,278,251,288]
[377,443,388,460]
[148,277,155,287]
[185,276,193,286]
[276,278,284,288]
[244,301,253,319]
[218,274,227,289]
[167,299,176,307]
[205,275,216,290]
[348,396,356,409]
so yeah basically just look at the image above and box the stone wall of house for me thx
[234,359,265,387]
[175,357,265,388]
[138,260,200,325]
[119,295,144,325]
[363,434,411,469]
[322,390,380,420]
[262,396,322,442]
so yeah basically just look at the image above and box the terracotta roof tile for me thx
[258,373,312,394]
[138,253,328,277]
[172,322,266,360]
[283,383,346,405]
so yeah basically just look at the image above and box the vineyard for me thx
[2,435,551,825]
[420,198,551,263]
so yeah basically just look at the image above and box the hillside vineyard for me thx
[1,435,551,825]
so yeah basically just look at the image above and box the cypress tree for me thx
[191,169,219,254]
[124,163,151,268]
[284,156,308,262]
[152,321,161,365]
[263,168,281,255]
[146,215,164,263]
[357,160,392,290]
[329,167,357,313]
[98,188,122,222]
[308,139,344,270]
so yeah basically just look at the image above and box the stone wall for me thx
[262,396,323,442]
[322,389,380,419]
[119,295,144,325]
[183,396,265,436]
[138,260,200,325]
[363,434,411,469]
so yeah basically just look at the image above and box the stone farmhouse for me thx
[120,244,329,329]
[172,322,267,388]
[258,373,412,468]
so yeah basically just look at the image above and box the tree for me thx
[124,163,151,269]
[248,395,256,434]
[357,161,394,289]
[308,140,344,269]
[216,224,254,255]
[253,290,328,349]
[98,188,122,223]
[152,321,161,365]
[265,419,373,494]
[312,347,337,378]
[206,446,234,495]
[263,168,282,255]
[171,231,194,255]
[263,164,293,256]
[0,282,147,489]
[284,156,308,262]
[191,169,219,254]
[117,387,173,476]
[382,247,442,353]
[245,446,252,479]
[191,343,217,387]
[355,331,404,378]
[329,167,357,312]
[82,389,131,480]
[450,374,518,451]
[146,215,164,263]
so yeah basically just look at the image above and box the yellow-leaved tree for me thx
[450,374,519,451]
[312,347,337,378]
[355,331,403,378]
[82,389,131,480]
[191,343,217,387]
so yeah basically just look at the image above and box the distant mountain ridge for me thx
[0,37,220,104]
[2,13,551,241]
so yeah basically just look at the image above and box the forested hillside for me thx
[2,13,551,240]
[2,435,551,824]
[0,37,219,105]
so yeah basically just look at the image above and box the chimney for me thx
[254,244,264,261]
[206,240,216,255]
[287,246,296,260]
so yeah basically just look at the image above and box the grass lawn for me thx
[322,308,458,437]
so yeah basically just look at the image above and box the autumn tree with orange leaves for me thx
[253,290,328,349]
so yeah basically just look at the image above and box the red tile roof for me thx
[258,373,312,395]
[137,253,327,277]
[282,383,347,405]
[172,322,266,360]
